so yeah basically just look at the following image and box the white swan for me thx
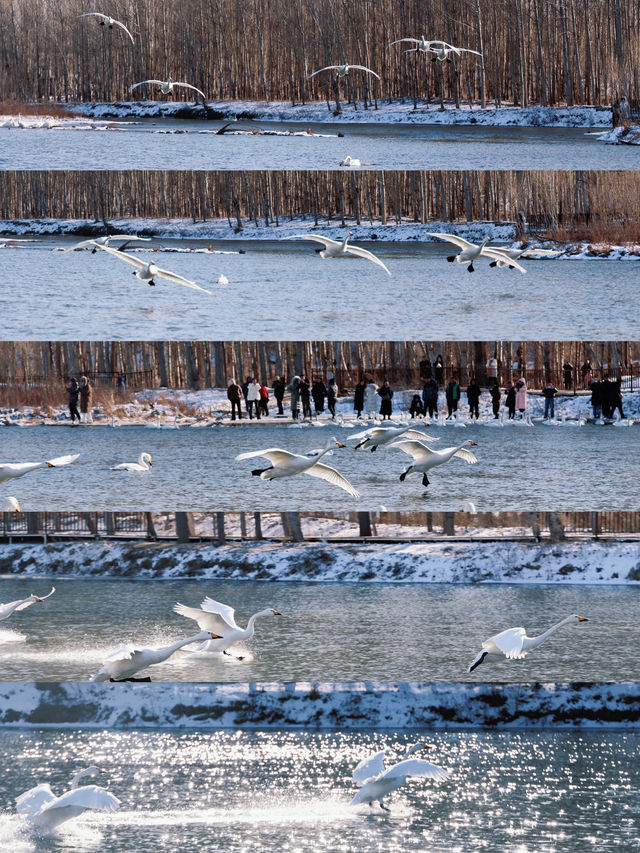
[489,245,561,267]
[307,63,380,80]
[17,766,120,834]
[0,496,20,511]
[427,233,527,273]
[217,274,229,285]
[428,44,482,63]
[62,234,150,253]
[468,614,589,672]
[110,452,152,472]
[91,630,221,681]
[510,412,534,427]
[339,156,361,167]
[94,244,211,293]
[78,12,134,44]
[174,597,281,657]
[0,454,79,485]
[389,37,453,54]
[351,743,448,812]
[348,424,439,452]
[285,231,390,275]
[130,78,206,101]
[236,438,360,497]
[392,439,478,487]
[0,586,55,622]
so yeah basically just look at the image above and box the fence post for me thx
[443,512,455,536]
[145,512,157,539]
[104,512,115,535]
[358,512,372,537]
[176,512,194,542]
[591,512,600,539]
[216,512,226,543]
[254,512,263,539]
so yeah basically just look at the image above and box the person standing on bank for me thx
[273,375,286,415]
[466,376,480,420]
[445,377,460,418]
[563,361,573,391]
[364,379,378,418]
[79,375,93,424]
[311,378,326,416]
[515,377,527,417]
[377,380,394,420]
[434,354,444,385]
[505,381,516,419]
[66,377,81,425]
[327,378,337,420]
[490,383,501,418]
[242,377,251,415]
[289,375,300,421]
[246,378,261,419]
[259,381,269,417]
[354,379,366,418]
[542,381,558,419]
[590,377,602,419]
[422,377,439,418]
[299,374,312,419]
[227,378,243,421]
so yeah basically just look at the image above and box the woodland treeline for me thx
[0,341,635,390]
[0,0,638,107]
[0,170,638,232]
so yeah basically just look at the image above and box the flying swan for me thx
[62,234,151,253]
[174,596,281,657]
[392,439,478,487]
[0,454,79,485]
[389,37,454,54]
[307,63,380,80]
[351,742,449,811]
[94,244,211,293]
[428,44,482,63]
[284,232,391,275]
[468,614,589,672]
[78,13,134,44]
[0,586,55,623]
[348,424,439,452]
[110,452,152,472]
[427,233,527,273]
[235,438,360,497]
[91,631,222,681]
[16,767,120,834]
[130,78,206,101]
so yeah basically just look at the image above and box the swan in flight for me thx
[91,630,221,681]
[284,232,390,275]
[16,766,120,834]
[389,37,453,54]
[427,233,527,273]
[429,44,482,63]
[0,586,55,622]
[468,614,589,672]
[0,454,79,485]
[174,597,281,657]
[392,439,478,487]
[351,742,448,812]
[236,438,360,497]
[130,78,206,101]
[348,424,439,452]
[0,496,20,511]
[307,63,380,80]
[62,234,150,253]
[110,452,152,472]
[78,12,134,44]
[94,244,211,293]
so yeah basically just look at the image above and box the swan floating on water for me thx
[0,496,20,511]
[236,438,360,497]
[174,597,281,658]
[351,742,449,812]
[0,454,79,485]
[130,78,206,101]
[16,766,120,834]
[0,586,55,622]
[392,439,478,487]
[110,452,152,472]
[468,614,589,672]
[427,233,527,273]
[91,630,221,680]
[78,12,134,44]
[94,244,211,293]
[284,231,390,275]
[307,63,380,80]
[339,156,361,167]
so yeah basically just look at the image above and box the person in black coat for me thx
[490,384,501,418]
[377,381,393,420]
[434,354,444,385]
[590,378,602,419]
[466,377,481,419]
[327,379,337,419]
[299,374,312,419]
[563,361,573,390]
[542,381,558,419]
[311,379,326,415]
[422,378,439,418]
[601,375,614,418]
[409,394,424,418]
[354,379,366,418]
[273,376,286,415]
[66,377,81,424]
[505,382,516,419]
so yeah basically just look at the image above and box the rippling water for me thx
[0,729,637,851]
[0,242,636,339]
[0,120,637,171]
[0,577,637,681]
[0,424,637,511]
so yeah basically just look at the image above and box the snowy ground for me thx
[0,114,128,130]
[0,539,637,584]
[0,681,636,729]
[593,125,640,145]
[67,99,614,128]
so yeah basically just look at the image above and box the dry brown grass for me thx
[0,385,135,413]
[537,222,640,245]
[0,100,79,118]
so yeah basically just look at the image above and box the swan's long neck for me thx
[524,617,575,650]
[155,634,205,661]
[341,234,350,251]
[246,611,269,634]
[138,454,150,469]
[70,769,97,789]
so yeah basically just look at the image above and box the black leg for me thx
[489,261,497,267]
[371,445,377,452]
[467,263,474,272]
[446,255,455,263]
[422,473,430,487]
[468,651,487,672]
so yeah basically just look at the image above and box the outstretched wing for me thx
[235,448,297,464]
[174,82,206,100]
[284,234,334,248]
[304,462,360,497]
[348,65,381,79]
[200,597,238,628]
[352,750,386,786]
[380,758,449,782]
[103,645,138,663]
[390,439,437,460]
[482,248,527,273]
[130,80,165,91]
[389,38,420,46]
[47,454,79,468]
[306,66,339,79]
[95,244,146,269]
[62,238,98,252]
[452,447,478,463]
[427,232,474,251]
[155,267,211,294]
[40,786,121,815]
[345,245,391,275]
[487,626,527,658]
[402,429,439,442]
[347,428,378,441]
[458,48,483,56]
[0,596,32,612]
[174,600,235,634]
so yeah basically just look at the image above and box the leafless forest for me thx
[0,0,638,107]
[0,340,635,391]
[1,170,639,239]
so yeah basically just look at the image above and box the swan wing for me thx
[487,626,526,658]
[155,267,211,294]
[380,758,449,782]
[482,248,527,273]
[348,65,380,79]
[235,448,297,464]
[61,238,97,252]
[173,83,206,99]
[284,234,335,248]
[40,786,120,815]
[402,429,439,443]
[389,38,419,46]
[47,454,79,468]
[95,244,146,268]
[103,644,138,663]
[16,783,56,815]
[130,80,165,91]
[173,602,231,633]
[347,428,379,440]
[199,597,239,629]
[306,66,338,79]
[305,462,360,497]
[113,20,134,43]
[345,245,391,275]
[0,596,34,613]
[458,48,483,56]
[352,750,386,786]
[426,232,474,250]
[78,12,108,20]
[452,447,478,464]
[390,439,437,460]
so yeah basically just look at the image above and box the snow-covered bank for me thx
[594,125,640,145]
[0,114,127,130]
[68,99,613,128]
[0,682,637,729]
[0,539,637,585]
